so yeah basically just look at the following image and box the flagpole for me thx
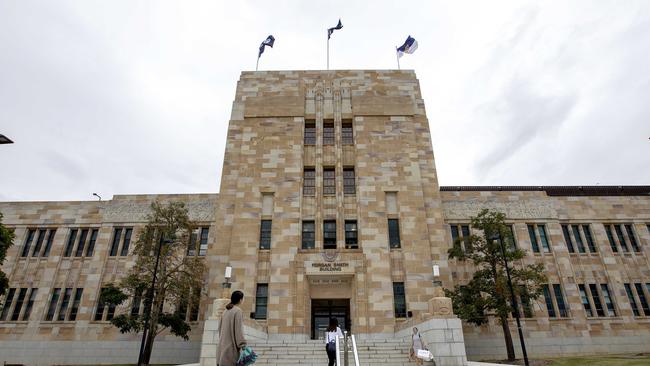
[327,36,330,70]
[256,56,259,71]
[396,50,400,70]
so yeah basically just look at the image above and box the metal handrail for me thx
[351,334,360,366]
[335,334,341,366]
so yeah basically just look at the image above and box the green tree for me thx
[0,212,16,301]
[445,209,547,361]
[102,202,206,365]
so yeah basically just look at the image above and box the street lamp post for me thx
[137,237,171,366]
[492,233,530,366]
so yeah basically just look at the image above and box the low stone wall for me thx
[395,318,468,366]
[0,340,200,366]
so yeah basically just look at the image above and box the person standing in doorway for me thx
[217,291,247,366]
[411,327,427,366]
[325,317,344,366]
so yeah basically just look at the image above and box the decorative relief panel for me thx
[442,199,558,220]
[102,200,215,223]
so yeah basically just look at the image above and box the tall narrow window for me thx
[518,285,533,318]
[131,289,143,317]
[553,284,568,317]
[0,288,16,321]
[109,228,122,256]
[393,282,407,318]
[188,228,198,256]
[120,228,133,256]
[579,284,593,317]
[106,300,117,321]
[259,220,272,250]
[22,288,38,321]
[450,224,471,252]
[75,229,89,257]
[198,228,209,256]
[600,284,616,316]
[323,121,334,145]
[69,288,83,321]
[345,220,358,249]
[31,229,46,257]
[176,288,189,320]
[42,229,56,257]
[86,229,98,257]
[304,121,316,145]
[605,225,618,253]
[323,220,337,249]
[582,225,596,253]
[527,225,539,253]
[57,288,73,321]
[323,168,336,196]
[634,284,650,316]
[538,225,550,253]
[21,229,35,257]
[625,284,640,316]
[589,284,605,317]
[561,225,574,253]
[303,168,315,196]
[571,225,586,253]
[388,219,401,249]
[614,225,629,252]
[95,288,107,321]
[189,286,201,322]
[254,284,268,320]
[625,225,640,252]
[63,229,77,257]
[343,168,355,195]
[10,288,27,321]
[46,288,61,321]
[342,122,353,145]
[302,221,315,249]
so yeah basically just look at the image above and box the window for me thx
[30,229,46,257]
[109,227,133,257]
[0,288,16,321]
[388,219,401,249]
[323,220,337,249]
[634,284,650,316]
[493,225,516,250]
[20,229,36,257]
[450,224,471,252]
[571,225,586,253]
[86,229,98,257]
[518,285,533,318]
[304,121,316,145]
[605,224,641,253]
[303,168,315,196]
[614,225,629,252]
[57,288,73,321]
[189,286,201,322]
[579,285,593,317]
[106,300,117,321]
[323,168,336,196]
[302,221,315,249]
[22,288,38,321]
[10,288,27,321]
[393,282,407,318]
[94,287,107,321]
[605,225,618,253]
[582,225,597,253]
[625,225,640,252]
[254,284,268,320]
[63,229,78,257]
[542,285,556,318]
[562,225,575,253]
[68,288,83,321]
[553,284,568,317]
[176,289,188,320]
[188,227,210,256]
[601,284,616,316]
[527,225,540,253]
[343,168,355,195]
[45,288,61,321]
[42,229,56,257]
[588,284,605,317]
[528,224,550,253]
[342,122,353,144]
[323,121,334,145]
[259,220,272,249]
[625,284,640,316]
[131,289,143,317]
[75,229,89,257]
[345,220,358,249]
[198,228,209,256]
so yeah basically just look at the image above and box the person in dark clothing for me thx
[324,317,343,366]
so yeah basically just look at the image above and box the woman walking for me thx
[325,317,344,366]
[411,327,427,366]
[217,290,247,366]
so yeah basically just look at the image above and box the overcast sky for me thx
[1,1,649,202]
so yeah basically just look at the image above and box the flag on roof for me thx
[397,36,418,58]
[327,19,343,39]
[258,35,275,58]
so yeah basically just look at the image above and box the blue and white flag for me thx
[397,35,418,58]
[258,35,275,58]
[327,19,343,40]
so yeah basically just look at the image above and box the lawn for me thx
[548,355,650,366]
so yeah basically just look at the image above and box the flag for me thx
[258,35,275,58]
[327,19,343,39]
[396,35,418,58]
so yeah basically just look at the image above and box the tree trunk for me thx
[500,315,515,361]
[143,322,156,365]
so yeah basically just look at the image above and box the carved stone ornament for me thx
[443,199,557,220]
[429,296,453,318]
[103,200,215,223]
[321,250,339,262]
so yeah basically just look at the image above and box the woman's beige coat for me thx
[217,305,247,366]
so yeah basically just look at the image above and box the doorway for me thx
[311,299,351,340]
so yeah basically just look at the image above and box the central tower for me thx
[205,70,450,340]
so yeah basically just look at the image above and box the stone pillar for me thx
[199,298,230,366]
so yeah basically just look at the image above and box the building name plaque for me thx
[307,262,353,274]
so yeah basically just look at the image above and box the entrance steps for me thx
[248,338,423,366]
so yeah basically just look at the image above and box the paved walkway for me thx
[468,362,515,366]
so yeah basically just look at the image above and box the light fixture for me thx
[222,266,233,289]
[432,264,442,287]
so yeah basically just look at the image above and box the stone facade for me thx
[1,70,649,365]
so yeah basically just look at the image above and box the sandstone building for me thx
[1,70,649,365]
